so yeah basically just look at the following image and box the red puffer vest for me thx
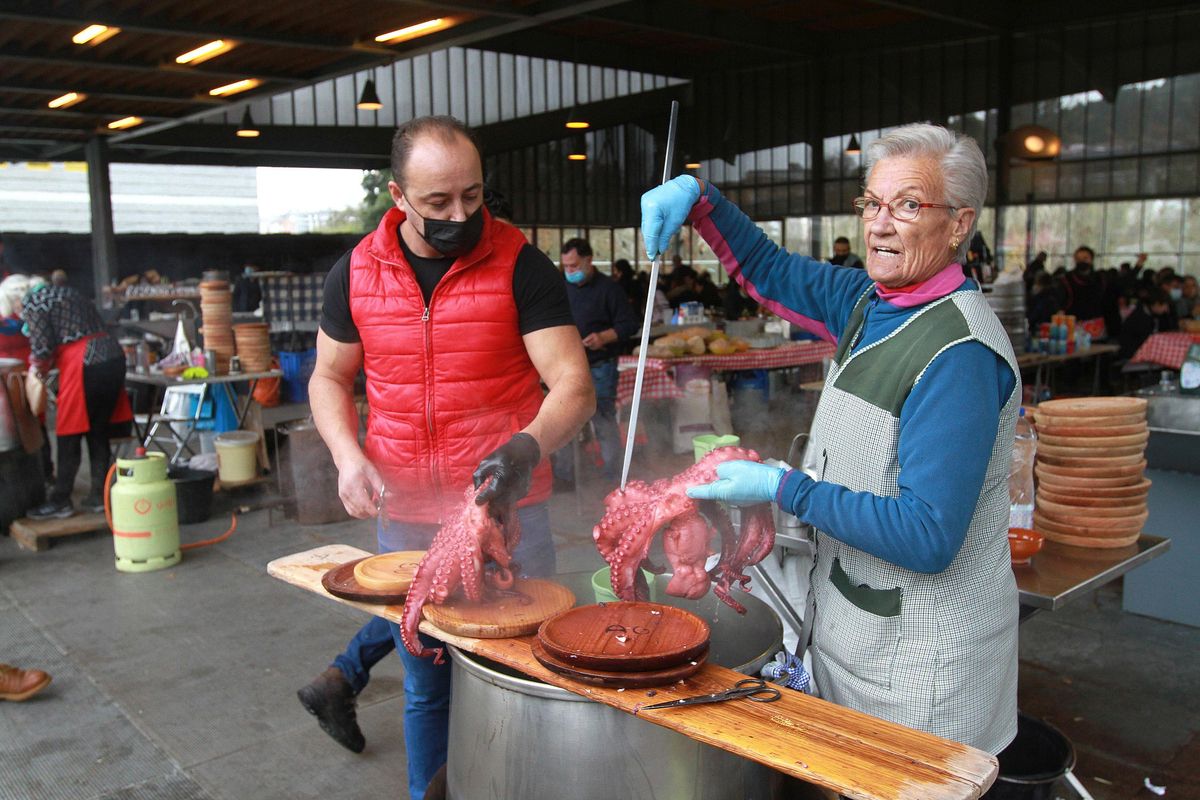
[349,206,551,523]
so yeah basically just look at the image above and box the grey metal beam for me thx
[0,46,304,85]
[857,0,1005,32]
[580,0,805,56]
[0,82,226,106]
[0,106,170,122]
[0,6,394,56]
[85,137,118,299]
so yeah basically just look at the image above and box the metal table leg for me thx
[747,562,806,643]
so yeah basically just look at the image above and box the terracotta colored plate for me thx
[537,602,710,673]
[1036,497,1146,519]
[1034,512,1145,538]
[1037,487,1147,507]
[353,551,424,592]
[1038,443,1146,459]
[1036,506,1148,530]
[423,578,576,640]
[322,558,408,604]
[1038,529,1142,549]
[1034,423,1147,438]
[1036,397,1148,416]
[1035,468,1145,488]
[1038,431,1149,448]
[1033,412,1146,428]
[530,638,708,689]
[1034,460,1145,478]
[1036,452,1145,468]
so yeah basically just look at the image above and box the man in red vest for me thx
[298,116,593,800]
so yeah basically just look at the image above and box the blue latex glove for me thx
[640,175,702,260]
[686,460,785,505]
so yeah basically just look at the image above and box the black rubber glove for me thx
[473,432,541,507]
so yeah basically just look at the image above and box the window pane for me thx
[1032,204,1069,258]
[1167,154,1199,195]
[1112,84,1141,157]
[1069,203,1104,252]
[1143,199,1183,255]
[1183,198,1200,251]
[1170,74,1200,151]
[1104,201,1142,258]
[785,216,812,255]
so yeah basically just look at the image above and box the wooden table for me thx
[1014,534,1170,621]
[1015,343,1119,400]
[269,545,998,800]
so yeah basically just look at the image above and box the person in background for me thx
[10,275,131,520]
[643,123,1020,756]
[0,663,51,701]
[553,238,639,490]
[298,115,592,799]
[829,236,863,268]
[696,269,723,309]
[0,274,32,363]
[724,283,759,320]
[232,265,263,313]
[962,243,986,285]
[1120,288,1178,360]
[1179,275,1198,319]
[1056,246,1107,329]
[49,270,68,288]
[1024,251,1047,294]
[1026,271,1057,333]
[610,258,638,307]
[666,266,702,308]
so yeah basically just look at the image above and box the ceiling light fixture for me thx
[357,79,383,110]
[107,116,143,130]
[176,39,235,65]
[1008,124,1062,160]
[236,107,260,138]
[375,18,452,44]
[567,133,588,161]
[565,108,589,130]
[845,134,861,155]
[72,24,120,45]
[209,78,261,97]
[48,92,86,109]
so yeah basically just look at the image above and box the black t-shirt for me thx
[321,227,574,343]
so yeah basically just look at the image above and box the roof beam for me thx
[579,0,804,56]
[0,46,303,85]
[0,6,394,56]
[0,82,225,106]
[856,0,1005,33]
[0,106,170,122]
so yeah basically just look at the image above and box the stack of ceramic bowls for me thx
[232,322,272,372]
[199,280,233,375]
[1031,396,1149,548]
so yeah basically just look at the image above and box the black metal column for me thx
[84,136,117,300]
[993,32,1014,272]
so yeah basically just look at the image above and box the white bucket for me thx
[214,430,259,484]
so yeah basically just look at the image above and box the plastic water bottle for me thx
[1008,408,1037,530]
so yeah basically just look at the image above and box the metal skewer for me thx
[619,100,680,492]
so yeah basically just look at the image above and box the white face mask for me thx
[1169,288,1182,301]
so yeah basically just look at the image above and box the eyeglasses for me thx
[852,196,956,221]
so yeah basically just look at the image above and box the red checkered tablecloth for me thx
[1129,332,1200,371]
[616,340,836,406]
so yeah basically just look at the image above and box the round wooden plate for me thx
[1035,469,1144,489]
[1039,529,1142,549]
[1035,397,1148,416]
[422,578,575,640]
[530,638,708,689]
[1037,452,1145,468]
[322,558,409,604]
[353,551,424,592]
[1037,487,1147,507]
[1036,474,1152,495]
[1038,431,1149,448]
[537,601,710,673]
[1035,506,1148,530]
[1034,460,1145,478]
[1034,511,1145,538]
[1036,497,1146,519]
[1038,443,1146,459]
[1034,411,1146,427]
[1035,423,1147,438]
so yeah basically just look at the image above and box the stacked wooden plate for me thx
[200,280,234,375]
[233,322,272,372]
[1031,396,1149,548]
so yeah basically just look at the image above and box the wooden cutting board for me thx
[353,551,424,592]
[322,558,409,605]
[422,578,575,639]
[1036,396,1147,416]
[538,602,710,672]
[530,638,707,688]
[267,545,999,800]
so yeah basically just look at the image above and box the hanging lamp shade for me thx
[236,107,259,138]
[565,107,589,129]
[357,79,383,111]
[845,134,861,155]
[567,133,587,161]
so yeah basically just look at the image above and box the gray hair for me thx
[0,273,32,319]
[864,123,987,264]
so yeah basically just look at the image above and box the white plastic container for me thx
[214,430,259,484]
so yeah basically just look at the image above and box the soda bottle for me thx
[1008,407,1037,530]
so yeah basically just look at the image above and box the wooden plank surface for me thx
[268,545,998,800]
[10,512,108,552]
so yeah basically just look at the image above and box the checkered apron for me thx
[801,287,1020,754]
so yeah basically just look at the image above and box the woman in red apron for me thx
[17,278,131,520]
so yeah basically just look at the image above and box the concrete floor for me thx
[2,397,1197,800]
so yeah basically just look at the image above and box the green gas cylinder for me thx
[110,451,181,573]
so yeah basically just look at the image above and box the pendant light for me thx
[567,133,587,161]
[565,107,589,129]
[845,134,861,155]
[357,79,383,111]
[236,107,260,138]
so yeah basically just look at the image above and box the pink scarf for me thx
[875,263,965,308]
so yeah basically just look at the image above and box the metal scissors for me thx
[641,678,781,710]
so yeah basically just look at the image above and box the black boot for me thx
[26,498,75,521]
[297,667,365,753]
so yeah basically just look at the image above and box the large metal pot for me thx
[447,571,784,800]
[0,357,24,453]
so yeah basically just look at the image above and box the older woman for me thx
[641,123,1019,754]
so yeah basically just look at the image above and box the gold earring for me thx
[950,239,959,250]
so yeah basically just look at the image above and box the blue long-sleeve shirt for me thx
[565,270,640,365]
[691,184,1016,573]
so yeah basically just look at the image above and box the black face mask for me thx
[407,203,484,259]
[1075,261,1092,273]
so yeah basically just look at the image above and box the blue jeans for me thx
[553,359,620,482]
[332,503,555,800]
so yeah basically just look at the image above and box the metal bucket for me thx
[447,571,784,800]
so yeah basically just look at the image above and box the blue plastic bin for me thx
[280,349,317,404]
